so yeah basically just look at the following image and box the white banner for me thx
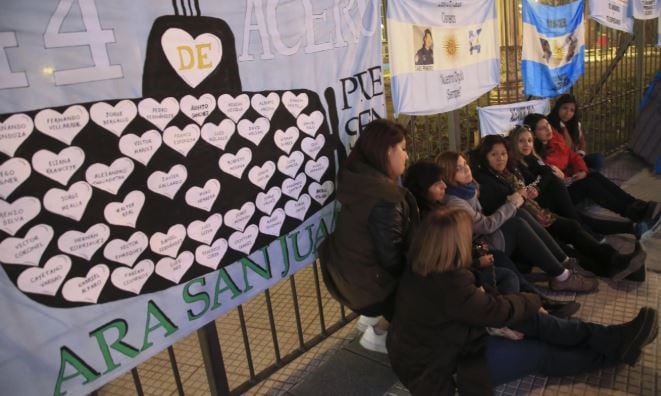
[0,1,384,395]
[477,99,551,137]
[589,0,634,33]
[387,0,499,115]
[633,0,659,20]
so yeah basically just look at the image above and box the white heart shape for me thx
[309,181,334,205]
[0,196,40,235]
[301,135,325,160]
[248,161,276,190]
[180,94,216,125]
[251,93,280,120]
[0,224,53,266]
[90,100,137,137]
[228,224,258,254]
[284,194,311,221]
[104,190,145,228]
[218,147,252,179]
[273,127,299,154]
[103,231,148,267]
[195,238,229,269]
[85,157,134,195]
[62,264,109,303]
[35,105,89,145]
[43,181,92,221]
[277,151,304,178]
[32,147,85,186]
[185,179,220,211]
[111,259,154,294]
[282,92,309,118]
[150,224,186,258]
[163,124,200,157]
[57,223,110,260]
[201,120,235,150]
[138,97,179,130]
[256,186,282,215]
[259,208,286,236]
[225,202,255,232]
[118,130,162,166]
[296,111,324,137]
[237,117,270,146]
[305,156,329,182]
[147,164,188,199]
[218,94,250,123]
[282,173,307,199]
[17,254,71,296]
[156,251,194,283]
[187,213,222,244]
[0,158,31,200]
[0,113,33,156]
[161,28,222,88]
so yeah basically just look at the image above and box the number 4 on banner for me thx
[45,0,122,85]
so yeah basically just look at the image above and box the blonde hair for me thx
[508,125,541,165]
[408,207,473,276]
[434,151,468,187]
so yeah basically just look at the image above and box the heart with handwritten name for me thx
[0,113,33,156]
[90,100,137,137]
[35,105,89,145]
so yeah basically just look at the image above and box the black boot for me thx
[609,243,646,282]
[614,307,658,365]
[625,200,650,222]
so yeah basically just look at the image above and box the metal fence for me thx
[97,2,660,395]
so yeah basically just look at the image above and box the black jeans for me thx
[569,172,638,218]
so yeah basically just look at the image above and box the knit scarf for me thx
[446,182,477,200]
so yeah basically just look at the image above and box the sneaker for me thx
[611,248,646,282]
[359,325,388,354]
[634,220,653,240]
[355,315,381,333]
[549,271,598,293]
[616,307,658,366]
[563,257,596,278]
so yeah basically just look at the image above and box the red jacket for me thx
[543,129,588,176]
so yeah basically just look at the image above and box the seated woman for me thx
[435,151,597,293]
[471,134,645,282]
[524,113,660,226]
[386,207,658,395]
[403,160,579,317]
[317,119,418,354]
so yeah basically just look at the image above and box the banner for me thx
[633,0,659,20]
[0,1,384,395]
[387,0,499,115]
[477,99,551,136]
[589,0,634,33]
[522,0,585,97]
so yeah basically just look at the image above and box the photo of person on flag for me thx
[414,28,434,66]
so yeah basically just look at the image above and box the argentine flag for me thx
[387,0,499,115]
[522,0,585,98]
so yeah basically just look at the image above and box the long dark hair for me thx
[548,94,580,143]
[523,113,549,159]
[403,160,444,217]
[474,134,516,174]
[344,119,407,178]
[420,29,432,50]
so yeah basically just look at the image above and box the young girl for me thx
[435,151,597,293]
[471,134,645,281]
[525,113,660,226]
[317,119,419,353]
[548,94,605,172]
[386,207,658,395]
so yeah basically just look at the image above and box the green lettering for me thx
[142,300,178,351]
[183,277,211,321]
[241,247,272,292]
[277,234,290,277]
[89,320,139,374]
[314,217,330,251]
[211,268,242,310]
[288,224,314,261]
[53,347,100,396]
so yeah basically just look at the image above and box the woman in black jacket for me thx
[317,119,419,353]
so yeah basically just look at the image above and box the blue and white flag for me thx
[477,99,550,137]
[387,0,499,115]
[522,0,585,98]
[633,0,659,20]
[589,0,634,33]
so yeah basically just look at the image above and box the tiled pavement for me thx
[98,151,661,396]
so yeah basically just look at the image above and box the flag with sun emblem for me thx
[522,0,585,97]
[387,0,499,115]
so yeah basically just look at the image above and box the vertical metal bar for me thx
[167,346,185,396]
[635,20,646,106]
[289,276,306,347]
[197,321,231,396]
[340,304,348,321]
[512,0,520,101]
[312,260,328,333]
[263,290,282,363]
[236,305,256,379]
[447,110,460,151]
[131,368,145,396]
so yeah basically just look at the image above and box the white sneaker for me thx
[355,315,381,332]
[359,325,388,354]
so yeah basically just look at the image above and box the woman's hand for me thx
[507,192,524,208]
[538,307,549,315]
[478,254,494,268]
[550,165,565,179]
[524,187,539,200]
